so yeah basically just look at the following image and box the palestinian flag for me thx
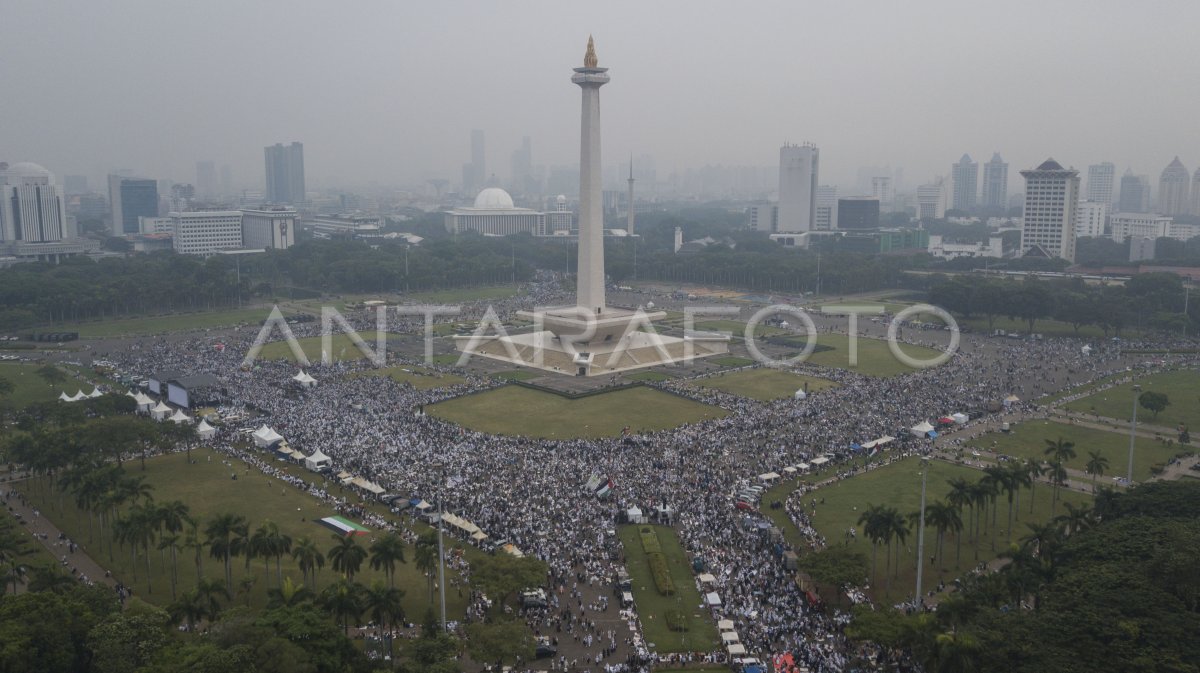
[595,477,614,498]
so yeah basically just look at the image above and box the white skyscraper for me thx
[1086,162,1115,206]
[0,162,72,243]
[916,179,948,220]
[981,153,1008,210]
[1020,159,1080,262]
[1158,157,1191,216]
[951,154,978,211]
[1074,201,1108,238]
[815,185,838,230]
[1191,168,1200,216]
[170,211,244,256]
[870,177,892,210]
[777,143,818,232]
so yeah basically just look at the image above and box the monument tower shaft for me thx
[572,36,609,315]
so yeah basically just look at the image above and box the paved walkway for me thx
[2,480,117,593]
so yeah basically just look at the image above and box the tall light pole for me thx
[914,456,929,608]
[432,462,448,632]
[1183,281,1191,338]
[1128,384,1141,484]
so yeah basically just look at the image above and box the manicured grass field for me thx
[432,354,462,366]
[254,332,406,363]
[690,320,788,339]
[347,365,465,390]
[1064,370,1200,430]
[401,286,519,304]
[958,315,1143,339]
[710,356,755,367]
[0,362,68,410]
[18,447,470,619]
[61,306,299,338]
[764,457,1091,602]
[617,525,718,653]
[692,368,839,402]
[966,420,1184,483]
[767,333,945,377]
[818,302,912,315]
[427,385,726,439]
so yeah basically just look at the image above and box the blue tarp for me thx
[850,443,862,451]
[927,430,939,438]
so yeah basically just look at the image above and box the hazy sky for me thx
[4,0,1200,193]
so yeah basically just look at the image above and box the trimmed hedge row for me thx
[647,551,676,596]
[639,527,663,555]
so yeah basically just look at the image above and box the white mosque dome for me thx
[556,194,567,204]
[5,162,54,183]
[474,187,514,209]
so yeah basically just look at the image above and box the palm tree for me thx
[923,501,961,573]
[321,578,364,635]
[291,536,325,590]
[369,533,407,589]
[888,508,910,581]
[1007,464,1031,523]
[168,588,208,632]
[205,513,247,593]
[857,504,886,585]
[195,576,229,620]
[183,521,204,583]
[267,576,314,608]
[252,521,292,587]
[1055,502,1093,537]
[945,479,972,567]
[1043,437,1077,466]
[156,500,190,596]
[237,575,257,607]
[328,535,367,582]
[363,580,406,660]
[1046,460,1068,514]
[414,543,437,603]
[967,482,990,558]
[1025,460,1045,514]
[233,519,252,575]
[1085,451,1109,493]
[158,533,181,598]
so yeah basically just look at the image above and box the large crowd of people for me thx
[96,278,1197,672]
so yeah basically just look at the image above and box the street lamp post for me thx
[432,462,448,633]
[1128,385,1141,484]
[914,456,929,608]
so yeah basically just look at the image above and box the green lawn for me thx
[427,385,726,439]
[625,371,674,382]
[766,457,1091,603]
[819,302,912,315]
[957,315,1144,339]
[966,420,1185,483]
[0,362,72,410]
[1037,371,1130,406]
[60,306,300,338]
[254,332,406,363]
[347,365,465,390]
[617,525,718,654]
[18,447,470,619]
[692,368,838,402]
[401,286,519,304]
[1064,370,1200,430]
[431,354,462,366]
[690,319,788,339]
[710,356,755,368]
[766,333,945,377]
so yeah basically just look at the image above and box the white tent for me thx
[88,388,104,398]
[717,619,736,631]
[1004,394,1020,405]
[726,643,747,656]
[721,631,740,643]
[705,591,722,606]
[304,448,332,472]
[252,425,284,448]
[74,389,88,401]
[951,413,969,425]
[758,472,781,483]
[910,421,935,436]
[698,572,717,586]
[125,390,137,399]
[810,456,830,466]
[292,371,317,388]
[796,462,811,471]
[169,409,191,424]
[471,530,489,542]
[793,389,807,400]
[58,391,73,402]
[351,477,384,494]
[134,392,155,410]
[783,466,798,474]
[150,401,172,420]
[1081,345,1092,355]
[626,506,645,524]
[196,419,216,439]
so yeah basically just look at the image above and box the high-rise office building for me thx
[1020,158,1080,262]
[170,211,244,256]
[1074,201,1108,238]
[916,179,948,220]
[981,153,1008,209]
[264,142,306,205]
[748,204,776,232]
[241,207,297,250]
[815,185,837,230]
[836,197,880,230]
[1192,168,1200,216]
[951,154,978,211]
[196,160,218,199]
[108,175,159,235]
[510,135,533,195]
[1086,162,1115,206]
[1157,157,1191,216]
[1118,170,1151,213]
[0,163,72,242]
[870,176,892,210]
[777,143,818,232]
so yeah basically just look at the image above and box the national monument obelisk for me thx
[455,38,727,376]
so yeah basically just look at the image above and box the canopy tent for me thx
[73,389,87,401]
[336,471,352,480]
[58,391,73,402]
[705,591,722,606]
[698,572,717,586]
[304,449,333,472]
[951,413,969,425]
[196,419,216,439]
[910,421,935,436]
[351,477,385,495]
[782,466,798,474]
[717,619,736,631]
[133,392,155,410]
[413,500,433,511]
[252,425,284,448]
[292,371,317,388]
[1003,394,1020,406]
[340,475,356,485]
[626,506,645,524]
[726,643,747,656]
[1081,345,1092,355]
[169,409,192,424]
[862,435,895,450]
[471,530,489,542]
[150,401,172,420]
[125,390,137,399]
[810,456,830,466]
[275,443,293,455]
[721,631,740,643]
[317,515,370,537]
[499,543,524,558]
[937,416,955,425]
[288,448,306,461]
[849,442,863,451]
[88,388,104,398]
[792,389,807,400]
[758,472,781,483]
[927,430,939,439]
[795,462,811,471]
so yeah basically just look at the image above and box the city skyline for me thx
[3,1,1200,194]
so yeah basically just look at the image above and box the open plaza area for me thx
[1064,368,1200,430]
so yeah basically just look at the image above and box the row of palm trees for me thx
[856,439,1108,597]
